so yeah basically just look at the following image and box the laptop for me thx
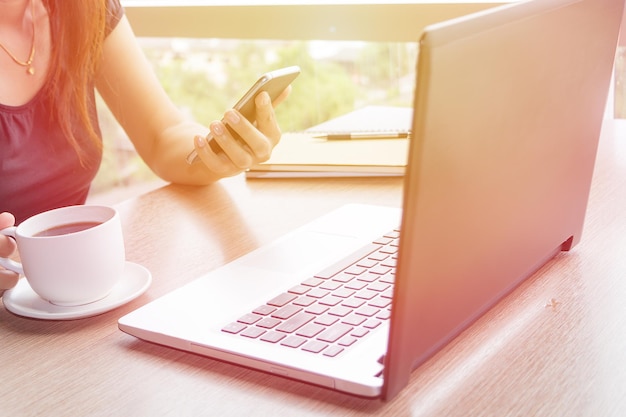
[119,0,624,401]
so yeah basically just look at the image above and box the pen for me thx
[313,131,410,140]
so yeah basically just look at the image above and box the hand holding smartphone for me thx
[186,65,301,164]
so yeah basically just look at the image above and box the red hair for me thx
[42,0,108,163]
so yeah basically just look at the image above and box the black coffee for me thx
[34,221,102,237]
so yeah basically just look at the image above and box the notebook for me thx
[118,0,624,400]
[245,106,412,178]
[303,105,412,136]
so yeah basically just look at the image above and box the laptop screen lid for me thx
[383,0,624,400]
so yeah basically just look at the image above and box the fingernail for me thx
[225,110,240,125]
[211,122,224,136]
[195,135,206,147]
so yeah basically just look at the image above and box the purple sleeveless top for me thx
[0,0,124,224]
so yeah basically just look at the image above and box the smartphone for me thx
[186,65,301,164]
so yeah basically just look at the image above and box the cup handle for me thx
[0,227,24,275]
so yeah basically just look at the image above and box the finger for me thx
[0,269,19,291]
[254,92,281,145]
[223,108,274,162]
[0,212,17,257]
[0,237,17,257]
[0,212,15,228]
[210,119,254,169]
[193,135,237,176]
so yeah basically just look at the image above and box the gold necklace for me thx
[0,0,36,75]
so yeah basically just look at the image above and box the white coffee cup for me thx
[0,205,125,306]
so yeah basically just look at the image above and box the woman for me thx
[0,0,290,290]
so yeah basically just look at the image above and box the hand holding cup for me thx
[0,212,19,292]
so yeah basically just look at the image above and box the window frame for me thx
[122,1,514,42]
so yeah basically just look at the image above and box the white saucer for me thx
[3,261,152,320]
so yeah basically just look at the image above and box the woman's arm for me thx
[95,16,287,185]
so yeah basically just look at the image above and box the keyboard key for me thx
[305,304,329,315]
[328,306,352,318]
[252,305,276,316]
[319,281,342,291]
[319,295,342,307]
[384,230,400,239]
[222,322,247,334]
[351,327,370,338]
[381,259,397,268]
[370,265,392,275]
[332,273,355,283]
[317,323,353,343]
[355,305,380,317]
[373,237,394,245]
[257,317,281,329]
[307,288,330,299]
[323,346,345,357]
[333,288,356,298]
[344,281,368,291]
[376,309,392,320]
[302,340,328,353]
[241,327,266,339]
[355,289,378,300]
[260,331,287,343]
[281,336,307,348]
[356,273,379,283]
[369,297,392,309]
[296,323,326,338]
[342,297,365,309]
[363,319,382,329]
[314,314,339,326]
[341,314,366,327]
[379,274,395,284]
[338,335,358,347]
[302,277,325,287]
[288,284,310,295]
[276,312,315,333]
[380,246,398,255]
[368,282,391,292]
[356,258,378,268]
[381,289,394,299]
[267,293,298,307]
[368,251,390,262]
[237,313,262,325]
[293,296,317,307]
[344,265,367,275]
[379,262,394,272]
[272,305,302,320]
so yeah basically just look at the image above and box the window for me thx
[90,1,625,202]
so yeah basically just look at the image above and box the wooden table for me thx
[1,118,625,416]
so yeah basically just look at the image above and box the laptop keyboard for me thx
[221,229,399,357]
